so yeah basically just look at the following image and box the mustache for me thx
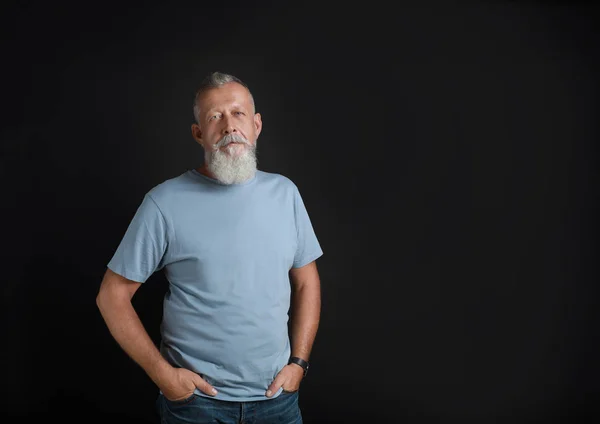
[216,134,250,148]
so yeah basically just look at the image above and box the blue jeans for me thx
[156,391,303,424]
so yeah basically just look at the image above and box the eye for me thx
[208,113,220,121]
[234,111,245,116]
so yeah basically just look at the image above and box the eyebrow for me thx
[205,105,250,120]
[206,103,247,113]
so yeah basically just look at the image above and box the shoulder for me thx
[256,170,299,192]
[144,170,195,205]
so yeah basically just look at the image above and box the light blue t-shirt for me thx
[107,168,323,401]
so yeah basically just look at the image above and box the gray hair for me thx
[193,72,255,124]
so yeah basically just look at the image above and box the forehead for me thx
[198,82,253,112]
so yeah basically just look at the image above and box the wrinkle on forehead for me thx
[199,83,255,115]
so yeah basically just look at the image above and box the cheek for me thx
[246,123,258,139]
[205,130,221,145]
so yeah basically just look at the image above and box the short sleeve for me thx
[107,194,168,283]
[292,186,323,268]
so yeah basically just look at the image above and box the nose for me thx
[221,115,237,135]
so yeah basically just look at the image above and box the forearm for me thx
[96,294,173,388]
[289,281,321,361]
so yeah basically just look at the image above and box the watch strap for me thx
[288,356,309,376]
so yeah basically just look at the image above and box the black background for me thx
[1,1,598,423]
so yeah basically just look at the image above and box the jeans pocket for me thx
[164,393,196,406]
[280,389,299,398]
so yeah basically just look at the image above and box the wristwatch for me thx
[288,356,309,377]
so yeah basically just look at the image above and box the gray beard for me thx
[205,143,258,185]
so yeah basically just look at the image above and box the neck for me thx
[196,164,214,179]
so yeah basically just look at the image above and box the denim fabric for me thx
[156,391,302,424]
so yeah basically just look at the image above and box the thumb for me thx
[266,373,285,398]
[193,374,218,396]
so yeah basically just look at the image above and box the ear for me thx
[253,113,263,138]
[191,123,203,146]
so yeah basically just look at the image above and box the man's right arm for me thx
[95,268,175,389]
[96,268,217,399]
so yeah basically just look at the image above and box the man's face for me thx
[192,82,262,158]
[191,82,262,184]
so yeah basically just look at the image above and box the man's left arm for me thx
[266,260,321,396]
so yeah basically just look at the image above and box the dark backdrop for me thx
[1,1,598,423]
